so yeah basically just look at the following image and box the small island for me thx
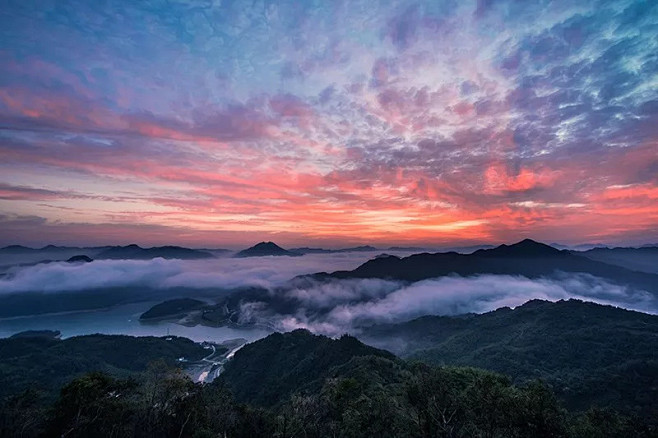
[139,298,207,321]
[9,329,62,339]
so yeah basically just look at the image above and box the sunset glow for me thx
[1,0,657,247]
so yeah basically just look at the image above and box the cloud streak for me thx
[0,252,393,294]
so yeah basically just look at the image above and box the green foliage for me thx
[0,323,655,437]
[568,408,658,438]
[0,388,47,438]
[364,299,658,418]
[37,365,275,438]
[0,334,207,400]
[220,329,395,407]
[47,372,138,438]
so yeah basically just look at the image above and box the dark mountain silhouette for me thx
[340,245,377,252]
[315,239,658,295]
[387,246,429,251]
[40,245,79,251]
[289,245,379,254]
[234,241,298,257]
[361,299,658,415]
[66,255,93,263]
[0,245,34,253]
[0,245,93,255]
[96,244,213,260]
[289,246,332,254]
[442,244,497,253]
[576,246,658,274]
[195,247,231,254]
[472,238,562,257]
[221,329,395,407]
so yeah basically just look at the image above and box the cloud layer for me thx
[0,252,390,294]
[1,252,655,335]
[246,274,658,336]
[0,0,657,247]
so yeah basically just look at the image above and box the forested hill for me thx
[220,329,395,407]
[0,334,207,400]
[1,318,657,437]
[315,239,658,294]
[361,299,658,416]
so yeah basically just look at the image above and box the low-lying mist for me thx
[0,252,655,337]
[237,274,658,336]
[0,251,392,294]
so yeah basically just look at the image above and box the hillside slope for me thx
[318,239,658,295]
[361,299,658,415]
[220,329,395,406]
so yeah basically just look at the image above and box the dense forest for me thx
[362,299,658,418]
[0,334,208,401]
[1,324,656,437]
[318,239,658,295]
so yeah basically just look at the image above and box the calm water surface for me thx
[0,301,270,342]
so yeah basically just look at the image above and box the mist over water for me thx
[0,251,398,294]
[0,301,269,342]
[0,251,656,340]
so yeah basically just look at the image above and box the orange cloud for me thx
[484,163,558,194]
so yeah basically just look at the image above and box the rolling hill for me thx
[360,299,658,416]
[315,239,658,295]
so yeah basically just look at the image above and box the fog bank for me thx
[238,274,658,336]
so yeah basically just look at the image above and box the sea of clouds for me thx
[239,274,658,336]
[0,252,655,336]
[0,251,391,294]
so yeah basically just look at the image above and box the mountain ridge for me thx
[313,239,658,295]
[360,298,658,415]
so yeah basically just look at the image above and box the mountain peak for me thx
[476,239,561,257]
[235,241,298,258]
[252,241,283,250]
[511,238,561,253]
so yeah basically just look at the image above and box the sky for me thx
[0,0,656,248]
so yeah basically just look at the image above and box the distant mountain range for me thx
[236,242,388,257]
[575,246,658,274]
[314,239,658,295]
[4,240,657,262]
[290,245,378,254]
[95,244,213,260]
[0,244,217,262]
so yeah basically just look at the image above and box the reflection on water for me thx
[0,301,271,343]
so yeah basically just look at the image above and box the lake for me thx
[0,301,270,342]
